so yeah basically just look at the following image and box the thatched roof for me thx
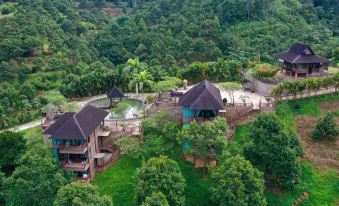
[44,105,108,140]
[277,43,329,64]
[107,86,124,98]
[178,80,224,110]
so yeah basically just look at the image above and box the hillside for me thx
[0,0,338,129]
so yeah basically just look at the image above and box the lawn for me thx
[328,66,339,74]
[20,126,44,148]
[93,154,211,206]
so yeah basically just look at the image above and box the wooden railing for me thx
[61,160,89,171]
[56,144,88,154]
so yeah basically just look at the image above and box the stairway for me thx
[96,149,121,172]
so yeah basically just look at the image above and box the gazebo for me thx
[107,86,124,107]
[178,80,224,125]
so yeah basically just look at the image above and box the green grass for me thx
[93,155,141,206]
[20,126,44,148]
[328,66,339,74]
[266,162,339,206]
[93,154,211,206]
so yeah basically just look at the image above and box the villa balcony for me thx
[52,144,88,154]
[61,161,89,172]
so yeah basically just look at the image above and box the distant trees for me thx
[53,182,112,206]
[245,113,302,189]
[312,112,338,140]
[210,155,267,206]
[220,82,242,104]
[135,156,186,206]
[0,131,26,171]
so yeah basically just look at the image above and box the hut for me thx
[107,86,124,107]
[277,43,330,78]
[178,80,224,125]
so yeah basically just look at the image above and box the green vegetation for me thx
[253,63,279,80]
[312,112,338,140]
[54,182,112,206]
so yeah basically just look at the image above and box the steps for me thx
[96,149,120,172]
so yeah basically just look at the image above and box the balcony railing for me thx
[61,161,89,172]
[52,144,88,154]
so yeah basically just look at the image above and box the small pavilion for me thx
[178,80,224,125]
[107,86,124,107]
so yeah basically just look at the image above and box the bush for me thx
[1,5,14,15]
[312,112,338,140]
[253,63,279,79]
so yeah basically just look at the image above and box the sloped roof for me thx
[178,80,224,110]
[277,43,329,64]
[107,86,124,98]
[44,105,109,140]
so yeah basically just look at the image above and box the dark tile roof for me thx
[277,43,330,64]
[107,86,124,98]
[44,105,109,140]
[178,80,224,110]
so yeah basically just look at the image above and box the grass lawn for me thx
[20,126,44,148]
[328,66,339,74]
[93,154,211,206]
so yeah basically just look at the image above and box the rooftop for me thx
[107,86,124,99]
[44,105,109,140]
[276,43,330,64]
[178,80,224,110]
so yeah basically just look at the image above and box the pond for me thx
[89,98,143,120]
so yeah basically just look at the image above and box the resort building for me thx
[43,105,114,183]
[277,43,330,78]
[178,80,225,125]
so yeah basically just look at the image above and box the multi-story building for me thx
[43,105,114,182]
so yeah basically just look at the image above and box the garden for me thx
[91,93,338,206]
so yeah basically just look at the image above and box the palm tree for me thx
[129,70,154,106]
[123,58,147,92]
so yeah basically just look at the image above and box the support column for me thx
[295,72,298,79]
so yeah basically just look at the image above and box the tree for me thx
[210,155,266,206]
[0,170,5,204]
[141,192,169,206]
[116,136,141,158]
[178,117,228,162]
[220,82,242,104]
[312,112,338,140]
[135,156,186,206]
[129,70,154,106]
[53,182,112,206]
[4,146,68,206]
[245,113,302,189]
[0,131,26,170]
[110,102,130,119]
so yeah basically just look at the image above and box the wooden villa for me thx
[277,43,330,78]
[43,105,116,183]
[178,80,225,125]
[107,86,124,107]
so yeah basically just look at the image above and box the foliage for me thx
[272,73,339,100]
[116,136,141,158]
[4,146,68,206]
[0,131,26,170]
[53,182,112,206]
[244,113,302,189]
[312,112,338,140]
[0,170,4,204]
[210,155,266,206]
[141,192,169,206]
[253,63,279,79]
[135,156,186,206]
[178,117,228,159]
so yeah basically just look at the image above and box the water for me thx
[89,98,143,120]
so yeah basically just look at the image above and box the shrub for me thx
[1,5,14,15]
[312,112,338,140]
[253,63,279,79]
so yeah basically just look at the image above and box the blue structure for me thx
[178,80,224,125]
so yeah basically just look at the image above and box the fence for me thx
[274,87,338,102]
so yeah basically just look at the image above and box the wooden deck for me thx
[62,161,89,172]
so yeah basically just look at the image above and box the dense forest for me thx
[0,0,339,129]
